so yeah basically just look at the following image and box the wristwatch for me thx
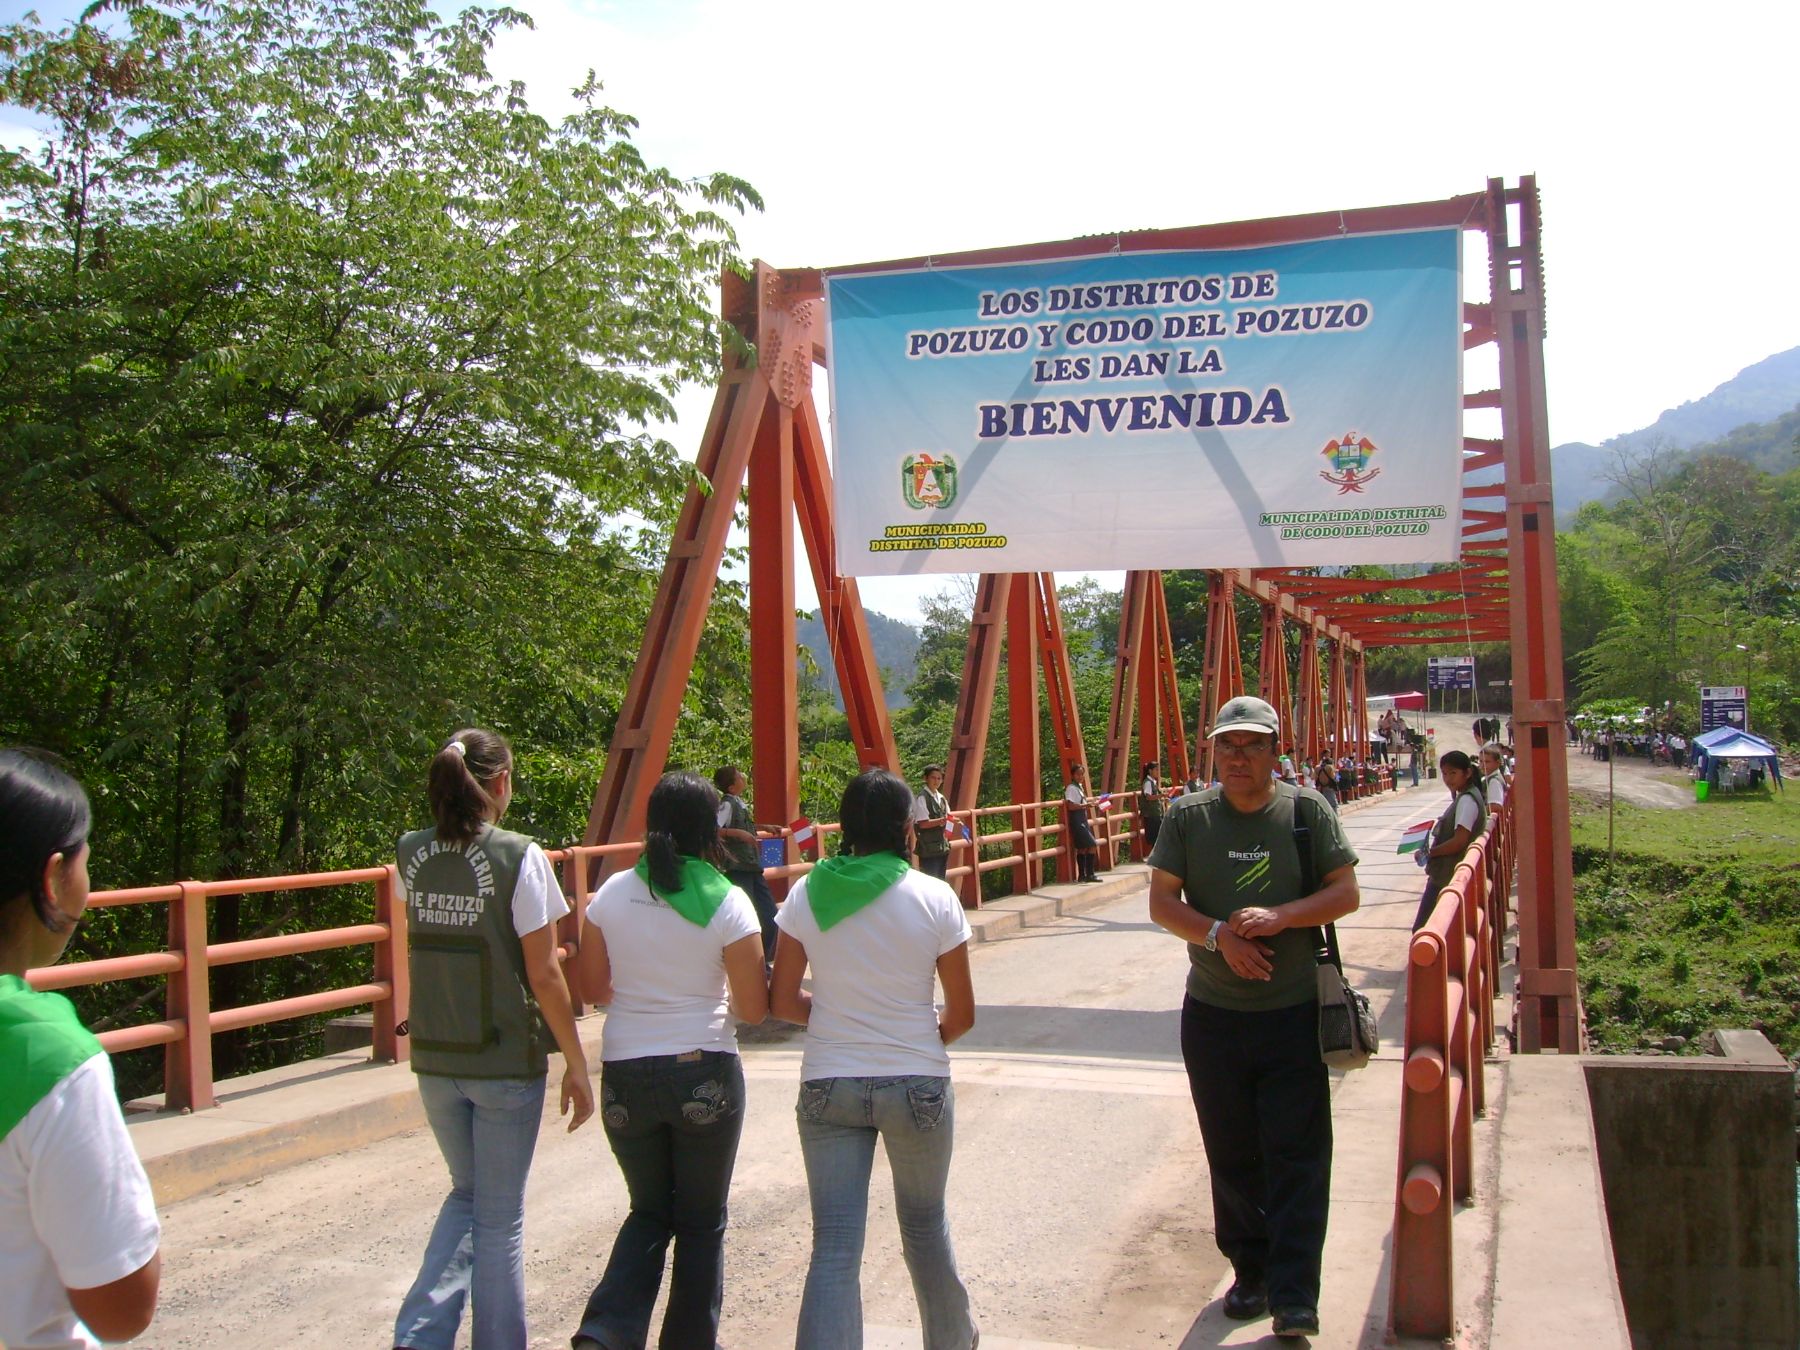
[1204,919,1224,952]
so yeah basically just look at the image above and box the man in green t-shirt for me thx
[1147,696,1361,1341]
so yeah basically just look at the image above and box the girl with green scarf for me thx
[572,772,767,1350]
[1,750,161,1349]
[771,769,979,1350]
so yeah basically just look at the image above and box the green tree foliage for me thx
[1564,445,1800,744]
[1,0,759,1081]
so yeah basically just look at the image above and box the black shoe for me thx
[1221,1276,1267,1320]
[1271,1305,1319,1338]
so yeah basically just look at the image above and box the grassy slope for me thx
[1570,784,1800,1056]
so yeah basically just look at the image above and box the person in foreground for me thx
[1411,750,1488,933]
[1146,697,1361,1340]
[1,750,161,1350]
[573,771,768,1350]
[394,729,594,1350]
[771,769,979,1350]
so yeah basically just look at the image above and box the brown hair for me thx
[428,728,512,844]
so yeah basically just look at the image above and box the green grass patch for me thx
[1571,786,1800,1057]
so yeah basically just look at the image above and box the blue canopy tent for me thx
[1690,727,1783,791]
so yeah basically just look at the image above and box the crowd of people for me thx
[3,700,1519,1348]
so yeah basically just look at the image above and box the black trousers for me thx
[917,852,949,880]
[1179,996,1331,1313]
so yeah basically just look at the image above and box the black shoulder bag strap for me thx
[1290,788,1344,975]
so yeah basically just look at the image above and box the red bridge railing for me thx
[1388,803,1515,1339]
[29,775,1407,1117]
[27,793,1157,1114]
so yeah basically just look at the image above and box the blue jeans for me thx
[395,1073,546,1349]
[577,1051,746,1350]
[795,1076,975,1350]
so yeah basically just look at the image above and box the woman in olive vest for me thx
[572,771,767,1350]
[394,729,594,1350]
[1139,761,1164,853]
[1,750,162,1350]
[911,765,952,881]
[1064,765,1101,883]
[1410,749,1488,932]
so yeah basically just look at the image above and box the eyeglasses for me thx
[1215,738,1270,759]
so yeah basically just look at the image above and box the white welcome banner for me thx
[826,229,1463,576]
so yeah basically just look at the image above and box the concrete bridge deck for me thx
[120,780,1628,1349]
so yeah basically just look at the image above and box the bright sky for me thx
[6,0,1796,622]
[479,0,1797,620]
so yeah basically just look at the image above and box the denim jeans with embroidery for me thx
[575,1050,746,1350]
[794,1075,975,1350]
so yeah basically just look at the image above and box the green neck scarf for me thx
[634,856,733,927]
[806,851,911,931]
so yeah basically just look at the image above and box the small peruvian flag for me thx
[1096,794,1113,811]
[789,816,818,858]
[1397,820,1435,855]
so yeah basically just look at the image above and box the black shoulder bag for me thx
[1293,792,1377,1070]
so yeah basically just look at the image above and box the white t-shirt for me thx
[1437,792,1483,845]
[0,1054,160,1350]
[586,868,760,1061]
[510,843,570,937]
[910,789,947,824]
[1064,782,1086,806]
[1483,771,1507,808]
[776,868,972,1080]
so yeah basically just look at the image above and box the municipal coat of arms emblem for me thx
[901,452,959,510]
[1319,433,1380,494]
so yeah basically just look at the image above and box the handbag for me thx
[1292,793,1378,1070]
[1315,924,1378,1070]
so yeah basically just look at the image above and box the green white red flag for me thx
[1397,820,1434,854]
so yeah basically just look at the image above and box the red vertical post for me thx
[1036,576,1090,881]
[1102,569,1151,797]
[748,401,799,897]
[1488,176,1581,1053]
[164,881,214,1112]
[1329,639,1349,762]
[372,865,409,1064]
[792,395,899,771]
[1297,629,1321,766]
[1391,936,1455,1338]
[1135,573,1161,793]
[1007,574,1043,893]
[945,572,1012,908]
[1196,570,1244,784]
[1151,576,1191,785]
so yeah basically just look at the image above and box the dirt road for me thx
[1427,711,1695,810]
[134,792,1438,1349]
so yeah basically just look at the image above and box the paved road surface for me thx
[135,788,1435,1350]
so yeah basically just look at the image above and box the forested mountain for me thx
[1552,346,1800,512]
[796,609,921,709]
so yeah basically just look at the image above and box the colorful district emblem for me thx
[901,452,959,510]
[1319,432,1380,494]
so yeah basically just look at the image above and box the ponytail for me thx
[644,828,685,895]
[427,728,511,844]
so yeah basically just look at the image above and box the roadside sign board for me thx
[1427,656,1475,690]
[1699,685,1748,733]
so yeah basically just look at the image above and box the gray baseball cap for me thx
[1209,695,1280,738]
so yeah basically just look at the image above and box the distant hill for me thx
[1551,346,1800,514]
[797,609,920,710]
